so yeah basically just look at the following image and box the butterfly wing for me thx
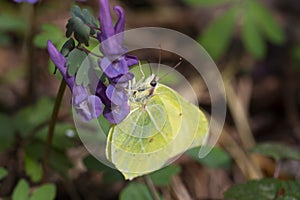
[106,84,208,180]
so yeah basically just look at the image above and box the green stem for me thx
[42,80,66,182]
[143,175,160,200]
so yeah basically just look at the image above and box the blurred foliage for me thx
[34,23,65,48]
[0,13,26,45]
[119,183,154,200]
[0,0,298,199]
[251,143,300,162]
[12,179,56,200]
[149,165,181,186]
[83,155,124,183]
[185,0,286,59]
[186,146,232,169]
[0,167,8,180]
[224,178,300,200]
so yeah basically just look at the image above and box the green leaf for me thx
[49,149,73,178]
[66,17,90,46]
[83,155,109,171]
[186,146,232,169]
[102,170,124,184]
[66,5,97,46]
[75,55,101,87]
[0,13,26,33]
[12,179,30,200]
[224,178,300,200]
[34,123,76,151]
[13,98,54,137]
[33,24,64,48]
[0,113,14,151]
[25,140,73,179]
[97,115,112,137]
[29,184,56,200]
[149,165,181,186]
[184,0,232,6]
[24,155,43,183]
[83,155,124,183]
[66,48,87,76]
[0,167,8,180]
[0,32,12,45]
[60,38,75,57]
[251,142,300,162]
[250,0,285,45]
[199,7,237,59]
[71,5,97,30]
[119,183,153,200]
[241,3,266,58]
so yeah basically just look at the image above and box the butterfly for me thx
[105,63,208,180]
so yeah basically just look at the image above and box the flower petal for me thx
[96,81,111,106]
[99,56,129,78]
[75,95,102,122]
[125,55,139,68]
[110,72,134,84]
[113,6,125,44]
[103,103,130,124]
[106,84,128,105]
[47,40,75,89]
[72,85,89,105]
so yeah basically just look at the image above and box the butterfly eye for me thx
[150,80,157,87]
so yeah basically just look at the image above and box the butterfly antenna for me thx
[159,58,183,81]
[147,60,153,75]
[138,60,145,80]
[157,45,162,75]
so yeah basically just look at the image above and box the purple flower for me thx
[47,40,102,122]
[94,0,138,124]
[97,0,138,79]
[103,103,130,124]
[14,0,38,3]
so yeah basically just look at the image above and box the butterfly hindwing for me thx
[106,83,208,180]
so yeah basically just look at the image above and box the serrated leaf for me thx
[149,165,181,186]
[120,183,153,200]
[184,0,232,6]
[241,3,266,58]
[224,179,300,200]
[24,155,43,182]
[250,0,285,45]
[30,184,56,200]
[251,143,300,162]
[0,113,14,151]
[66,5,98,45]
[199,7,237,59]
[33,24,64,48]
[0,167,8,180]
[66,17,90,46]
[12,179,30,200]
[71,5,97,29]
[60,38,75,57]
[66,48,87,76]
[186,146,232,169]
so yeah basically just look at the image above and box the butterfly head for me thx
[129,74,159,104]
